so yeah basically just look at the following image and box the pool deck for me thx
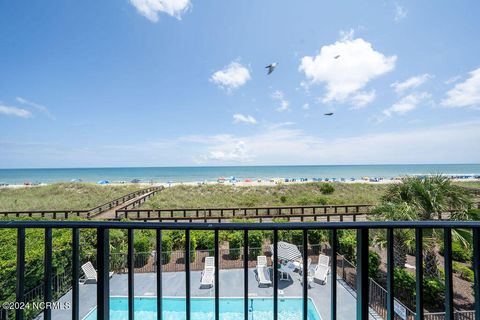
[38,268,378,320]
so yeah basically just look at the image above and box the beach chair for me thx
[313,254,330,285]
[256,256,272,287]
[81,261,114,284]
[200,257,215,289]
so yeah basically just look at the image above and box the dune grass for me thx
[453,181,480,188]
[0,183,144,211]
[141,182,388,209]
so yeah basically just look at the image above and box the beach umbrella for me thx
[97,180,109,185]
[269,241,302,262]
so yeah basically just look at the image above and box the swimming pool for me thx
[83,296,322,320]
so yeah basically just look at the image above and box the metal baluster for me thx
[415,228,424,320]
[273,229,278,320]
[473,228,480,320]
[97,228,110,320]
[214,230,220,320]
[16,228,25,320]
[185,230,191,320]
[302,229,308,320]
[331,229,338,320]
[72,228,80,320]
[356,229,369,320]
[128,229,135,320]
[156,229,162,320]
[386,228,394,320]
[444,228,453,320]
[44,228,52,320]
[244,230,248,320]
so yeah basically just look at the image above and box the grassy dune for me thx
[0,183,144,211]
[141,183,388,209]
[453,181,480,188]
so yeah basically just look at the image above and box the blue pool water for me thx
[83,297,322,320]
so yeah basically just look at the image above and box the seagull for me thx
[324,112,334,116]
[266,62,278,75]
[334,55,340,59]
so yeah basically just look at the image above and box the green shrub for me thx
[394,268,445,311]
[320,183,335,195]
[228,232,243,259]
[468,208,480,220]
[161,234,173,264]
[424,277,445,310]
[308,229,328,254]
[368,251,381,279]
[280,195,287,203]
[439,241,472,262]
[248,231,264,257]
[168,230,185,250]
[453,261,474,282]
[296,196,312,205]
[314,196,327,205]
[337,230,356,262]
[193,231,215,250]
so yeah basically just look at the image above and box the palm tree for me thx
[373,175,473,278]
[370,203,416,268]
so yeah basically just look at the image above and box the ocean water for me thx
[83,297,322,320]
[0,164,479,184]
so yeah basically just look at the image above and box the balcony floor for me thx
[37,269,378,319]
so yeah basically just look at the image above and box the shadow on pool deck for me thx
[38,269,378,320]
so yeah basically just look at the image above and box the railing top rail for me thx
[0,220,479,230]
[117,203,373,212]
[0,209,89,214]
[122,211,364,221]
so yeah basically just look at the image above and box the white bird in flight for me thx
[266,62,278,75]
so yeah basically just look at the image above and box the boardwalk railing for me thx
[87,186,163,217]
[0,186,163,219]
[0,220,479,320]
[115,204,373,220]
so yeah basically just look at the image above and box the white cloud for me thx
[205,141,248,162]
[444,76,461,85]
[0,104,32,118]
[299,33,396,103]
[16,97,54,119]
[192,120,480,165]
[394,4,408,22]
[129,0,191,22]
[391,74,433,94]
[271,90,290,112]
[210,62,251,92]
[233,114,257,125]
[302,103,310,110]
[441,67,480,108]
[350,90,376,109]
[382,92,431,118]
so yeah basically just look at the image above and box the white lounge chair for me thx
[81,261,114,284]
[256,256,272,287]
[200,257,215,289]
[313,254,330,285]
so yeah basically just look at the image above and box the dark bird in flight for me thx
[324,112,334,116]
[334,55,340,59]
[265,62,278,75]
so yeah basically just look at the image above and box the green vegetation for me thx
[371,175,474,278]
[0,183,144,211]
[141,183,387,208]
[452,181,480,188]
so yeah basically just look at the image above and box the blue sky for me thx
[0,0,479,168]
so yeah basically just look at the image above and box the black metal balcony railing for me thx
[0,220,479,320]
